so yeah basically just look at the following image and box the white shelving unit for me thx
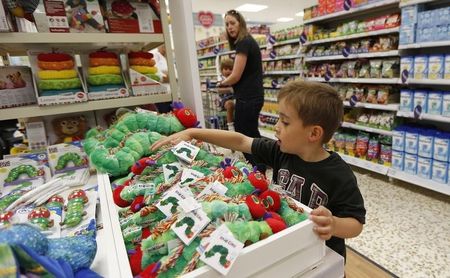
[388,169,450,195]
[343,101,399,111]
[399,40,450,49]
[396,111,450,123]
[264,70,302,75]
[305,77,401,84]
[399,0,439,7]
[304,0,400,24]
[198,53,217,59]
[260,111,279,118]
[259,128,277,140]
[262,54,304,62]
[405,79,450,86]
[304,50,399,62]
[303,27,400,46]
[338,153,390,175]
[341,122,393,136]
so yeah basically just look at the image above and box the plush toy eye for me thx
[61,121,67,126]
[262,199,269,209]
[71,121,78,125]
[251,195,260,204]
[266,196,274,206]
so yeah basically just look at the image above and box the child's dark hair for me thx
[278,80,343,143]
[220,58,234,71]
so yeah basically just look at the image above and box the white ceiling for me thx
[191,0,318,24]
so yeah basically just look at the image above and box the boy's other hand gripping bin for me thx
[80,49,129,100]
[28,50,87,106]
[33,0,105,33]
[0,66,37,108]
[101,0,162,33]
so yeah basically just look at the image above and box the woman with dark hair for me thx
[218,10,265,171]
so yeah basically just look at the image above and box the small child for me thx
[152,80,366,260]
[217,58,235,131]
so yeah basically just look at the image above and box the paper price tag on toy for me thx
[197,224,231,255]
[200,225,244,275]
[162,162,182,183]
[172,208,211,245]
[197,181,228,199]
[156,185,199,217]
[172,141,200,164]
[180,168,205,187]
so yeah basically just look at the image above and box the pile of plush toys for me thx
[81,103,309,277]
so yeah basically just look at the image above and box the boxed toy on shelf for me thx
[80,49,129,100]
[33,0,105,33]
[46,141,89,175]
[0,66,37,108]
[28,50,88,106]
[100,0,162,33]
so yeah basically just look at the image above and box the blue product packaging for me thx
[413,90,428,113]
[435,24,448,41]
[418,129,435,158]
[400,56,414,79]
[401,6,419,26]
[445,55,450,79]
[443,91,450,117]
[433,132,450,162]
[399,26,416,45]
[404,153,418,175]
[414,55,428,79]
[400,89,414,112]
[437,7,450,25]
[417,11,431,27]
[428,55,445,79]
[417,156,432,179]
[405,127,419,155]
[392,150,405,171]
[392,126,406,151]
[432,160,448,184]
[427,91,442,115]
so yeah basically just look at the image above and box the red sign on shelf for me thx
[198,11,214,28]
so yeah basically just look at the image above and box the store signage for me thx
[350,95,358,107]
[324,68,332,82]
[344,0,352,11]
[268,35,276,45]
[269,50,277,59]
[198,11,214,28]
[199,62,204,69]
[272,80,278,88]
[342,46,350,57]
[300,32,307,44]
[213,47,220,54]
[401,69,409,83]
[414,105,422,119]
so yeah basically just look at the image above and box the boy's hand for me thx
[151,130,192,151]
[309,206,335,240]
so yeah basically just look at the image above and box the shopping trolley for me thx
[202,80,229,130]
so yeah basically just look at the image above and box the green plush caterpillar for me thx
[61,190,88,228]
[4,165,38,183]
[55,152,83,170]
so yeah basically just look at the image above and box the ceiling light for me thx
[277,17,294,22]
[295,11,304,17]
[235,4,268,12]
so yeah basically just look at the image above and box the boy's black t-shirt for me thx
[232,35,263,101]
[251,138,366,259]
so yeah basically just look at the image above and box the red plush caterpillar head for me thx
[171,101,198,128]
[130,195,145,213]
[129,245,143,275]
[37,53,73,62]
[243,167,268,193]
[260,190,281,212]
[131,157,155,175]
[263,211,284,222]
[220,158,242,179]
[128,51,153,60]
[265,217,287,233]
[113,185,132,207]
[245,195,266,219]
[89,50,118,59]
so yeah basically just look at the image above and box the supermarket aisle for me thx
[347,169,450,278]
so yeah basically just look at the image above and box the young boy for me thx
[217,58,235,131]
[152,80,366,259]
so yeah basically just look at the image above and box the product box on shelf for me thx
[0,152,51,198]
[427,91,442,115]
[433,132,450,162]
[0,0,13,32]
[414,56,428,79]
[399,26,416,45]
[400,89,413,112]
[428,55,445,80]
[392,150,404,171]
[0,66,37,108]
[444,55,450,79]
[80,50,129,100]
[401,5,423,27]
[413,90,427,112]
[404,153,418,175]
[432,159,448,184]
[417,156,432,179]
[33,0,105,33]
[443,92,450,117]
[28,50,88,106]
[100,0,162,33]
[46,141,89,175]
[25,121,47,150]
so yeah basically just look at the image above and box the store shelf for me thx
[341,122,393,136]
[199,73,217,77]
[343,101,399,111]
[259,128,277,140]
[0,94,172,121]
[0,33,164,54]
[399,0,441,7]
[198,53,217,59]
[265,97,278,102]
[199,66,216,70]
[388,168,450,196]
[399,40,450,49]
[260,111,279,118]
[273,38,301,47]
[304,0,400,24]
[303,27,400,46]
[264,70,302,75]
[262,54,304,62]
[396,111,450,123]
[306,77,401,84]
[404,79,450,86]
[197,40,226,50]
[304,50,399,62]
[338,153,390,175]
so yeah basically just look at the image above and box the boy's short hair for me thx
[278,80,343,143]
[220,58,234,71]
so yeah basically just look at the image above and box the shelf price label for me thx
[401,69,409,84]
[300,32,307,44]
[324,68,332,82]
[271,80,278,88]
[342,45,350,57]
[269,50,277,59]
[199,62,204,69]
[350,95,358,107]
[344,0,352,11]
[414,105,422,119]
[213,47,220,55]
[268,34,276,45]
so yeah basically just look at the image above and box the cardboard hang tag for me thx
[172,141,200,164]
[162,162,182,183]
[180,168,205,187]
[196,181,228,199]
[171,208,211,245]
[156,185,200,217]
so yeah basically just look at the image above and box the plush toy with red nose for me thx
[245,195,266,219]
[131,157,155,175]
[171,101,199,128]
[113,184,132,207]
[260,189,281,212]
[243,167,268,194]
[220,158,242,179]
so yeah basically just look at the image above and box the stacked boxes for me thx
[400,89,450,117]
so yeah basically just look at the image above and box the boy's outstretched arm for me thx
[151,128,253,154]
[309,206,363,240]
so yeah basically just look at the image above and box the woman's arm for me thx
[220,53,247,86]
